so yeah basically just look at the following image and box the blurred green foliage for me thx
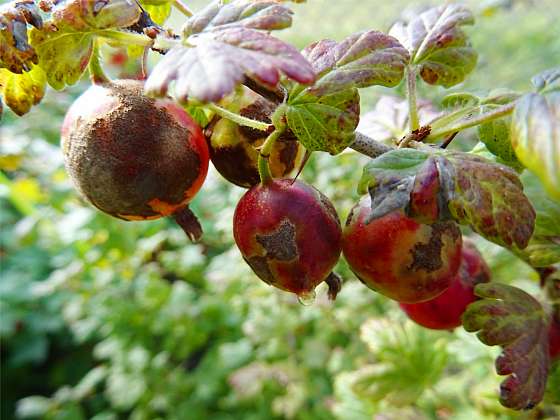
[1,1,559,419]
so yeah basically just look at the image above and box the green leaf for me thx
[0,65,46,116]
[514,172,560,266]
[0,0,42,73]
[285,87,360,155]
[477,108,520,166]
[441,92,479,109]
[390,4,477,87]
[462,283,550,410]
[285,30,409,155]
[531,67,560,95]
[511,92,560,201]
[142,2,171,25]
[29,26,94,90]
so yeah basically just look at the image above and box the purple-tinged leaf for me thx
[358,149,535,249]
[390,4,477,88]
[442,151,535,249]
[0,0,43,73]
[145,27,315,103]
[300,30,410,96]
[511,92,560,201]
[531,67,560,94]
[184,0,293,36]
[463,283,550,410]
[357,95,441,144]
[284,31,409,155]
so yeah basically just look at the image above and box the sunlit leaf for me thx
[146,27,314,103]
[390,4,477,87]
[52,0,141,31]
[184,0,294,36]
[511,92,560,201]
[463,283,550,410]
[141,2,172,26]
[0,64,46,115]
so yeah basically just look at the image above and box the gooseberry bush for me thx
[1,0,559,415]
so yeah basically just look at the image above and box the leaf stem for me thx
[258,105,287,185]
[98,30,154,47]
[350,132,392,158]
[206,103,272,132]
[89,39,110,85]
[174,0,194,17]
[426,101,516,141]
[406,66,420,132]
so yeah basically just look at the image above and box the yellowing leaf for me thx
[0,65,46,116]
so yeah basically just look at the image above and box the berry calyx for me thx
[61,79,209,240]
[206,87,305,188]
[342,196,463,303]
[399,240,491,330]
[233,179,342,299]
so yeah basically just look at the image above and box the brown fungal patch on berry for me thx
[408,222,461,273]
[256,220,298,261]
[244,256,274,285]
[63,80,203,219]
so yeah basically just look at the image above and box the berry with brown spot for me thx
[342,196,462,303]
[399,240,491,330]
[61,79,209,240]
[233,179,342,299]
[206,86,305,188]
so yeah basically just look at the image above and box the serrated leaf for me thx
[359,149,535,249]
[283,31,408,155]
[285,87,359,155]
[358,95,441,143]
[0,65,46,115]
[511,92,560,201]
[29,25,93,90]
[443,151,535,249]
[300,30,409,96]
[478,107,520,167]
[531,67,560,94]
[184,0,293,36]
[0,0,43,73]
[390,4,477,87]
[146,27,314,103]
[463,283,550,410]
[515,172,560,267]
[441,92,479,109]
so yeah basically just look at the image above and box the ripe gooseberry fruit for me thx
[342,196,462,303]
[206,86,305,188]
[549,311,560,361]
[61,80,209,240]
[233,179,342,301]
[399,240,491,330]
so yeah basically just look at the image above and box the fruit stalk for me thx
[406,66,420,132]
[206,102,272,132]
[258,124,286,185]
[89,39,110,85]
